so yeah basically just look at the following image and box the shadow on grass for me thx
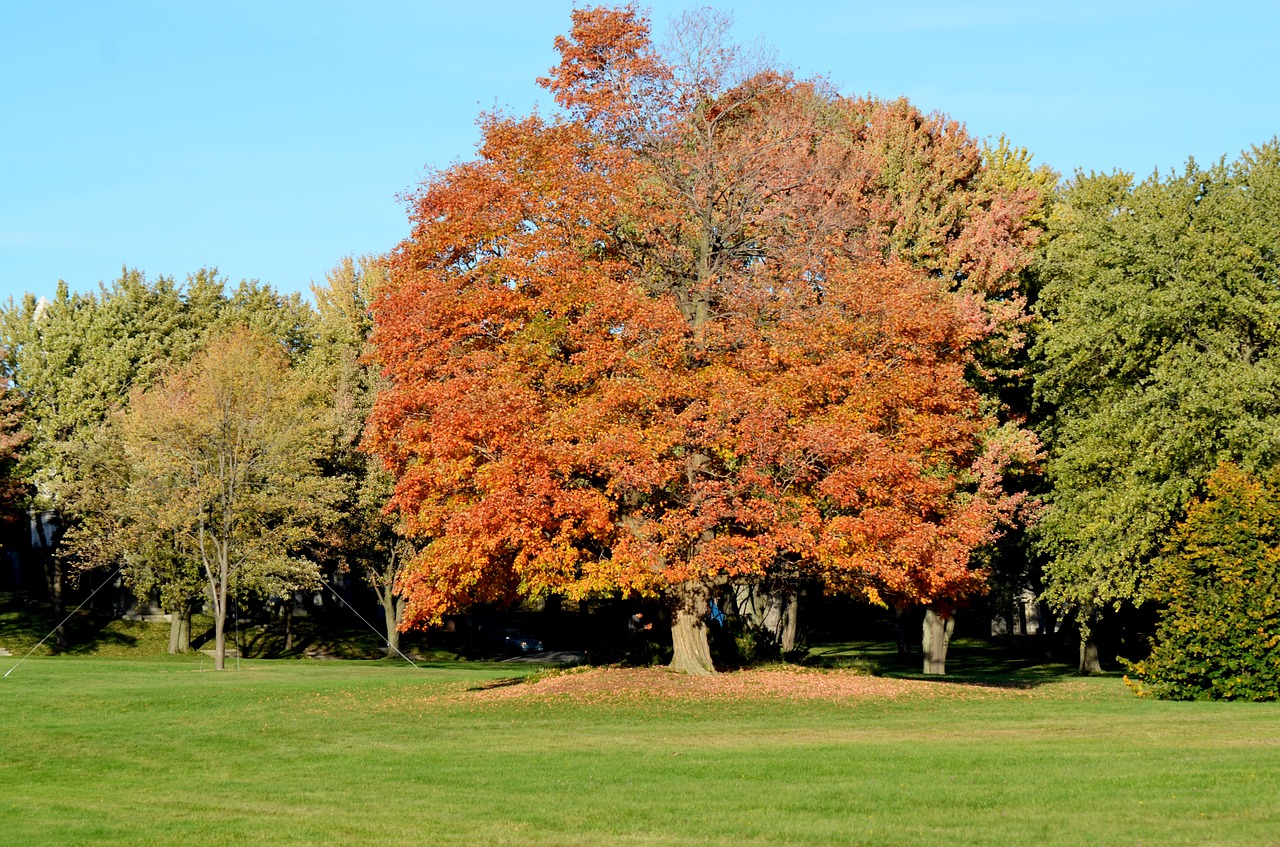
[465,676,527,691]
[0,591,157,656]
[804,637,1088,687]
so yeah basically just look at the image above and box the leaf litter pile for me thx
[468,666,1072,703]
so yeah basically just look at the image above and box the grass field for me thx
[2,652,1278,846]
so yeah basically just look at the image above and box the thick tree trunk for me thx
[922,608,955,675]
[167,605,191,654]
[1078,633,1101,674]
[1078,604,1102,674]
[779,590,799,654]
[668,581,715,675]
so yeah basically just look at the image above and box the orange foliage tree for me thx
[367,6,1041,674]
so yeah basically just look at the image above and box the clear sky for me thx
[2,1,1277,304]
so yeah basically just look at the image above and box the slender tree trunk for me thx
[668,580,715,675]
[34,512,67,653]
[731,579,762,626]
[283,601,294,652]
[384,598,401,655]
[371,566,405,656]
[1038,600,1056,661]
[922,608,955,675]
[211,557,228,670]
[894,605,910,659]
[48,557,67,653]
[1040,601,1054,637]
[213,593,226,670]
[198,519,230,670]
[779,590,799,654]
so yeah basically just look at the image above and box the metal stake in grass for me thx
[3,564,125,679]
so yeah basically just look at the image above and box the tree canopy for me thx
[367,5,1042,673]
[114,327,339,669]
[1032,141,1280,666]
[1125,463,1280,701]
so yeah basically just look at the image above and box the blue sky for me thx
[2,1,1277,303]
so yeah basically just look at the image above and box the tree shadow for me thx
[0,591,143,655]
[804,637,1082,688]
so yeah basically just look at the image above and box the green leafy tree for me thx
[1126,463,1280,700]
[116,328,340,669]
[1,269,321,651]
[56,424,208,653]
[309,256,413,654]
[1032,141,1280,671]
[217,280,317,364]
[0,272,194,648]
[0,371,27,557]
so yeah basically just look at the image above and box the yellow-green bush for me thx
[1126,464,1280,700]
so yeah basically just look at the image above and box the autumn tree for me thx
[1032,141,1280,672]
[115,328,338,669]
[368,5,1041,674]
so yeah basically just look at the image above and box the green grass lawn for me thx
[2,655,1278,846]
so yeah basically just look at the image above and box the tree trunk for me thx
[922,608,955,675]
[212,582,227,670]
[48,557,67,653]
[1038,600,1056,661]
[1078,604,1101,674]
[213,611,226,669]
[730,579,762,625]
[1078,635,1101,674]
[167,605,191,654]
[894,605,910,658]
[760,590,783,636]
[1078,631,1102,674]
[384,600,401,655]
[34,512,66,653]
[283,601,294,652]
[668,581,715,675]
[372,567,405,657]
[779,590,799,654]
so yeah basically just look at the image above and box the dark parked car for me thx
[487,628,545,656]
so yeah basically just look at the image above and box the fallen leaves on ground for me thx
[467,666,1072,703]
